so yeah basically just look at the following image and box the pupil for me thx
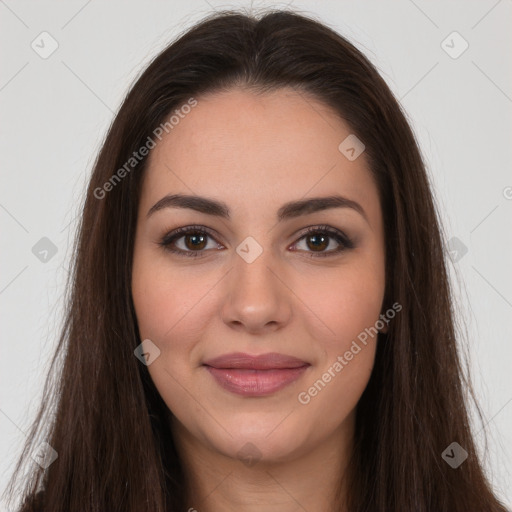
[309,234,327,251]
[187,234,206,250]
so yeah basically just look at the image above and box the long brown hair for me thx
[4,8,508,512]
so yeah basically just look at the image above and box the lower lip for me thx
[204,365,309,397]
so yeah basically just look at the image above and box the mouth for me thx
[202,352,310,396]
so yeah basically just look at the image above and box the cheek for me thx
[131,256,212,416]
[302,258,386,346]
[294,256,384,409]
[296,342,376,440]
[294,268,383,429]
[131,250,212,345]
[295,265,384,429]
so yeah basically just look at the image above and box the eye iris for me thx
[307,233,328,251]
[185,233,207,250]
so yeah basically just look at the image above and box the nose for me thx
[220,246,292,335]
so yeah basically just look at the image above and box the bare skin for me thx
[131,87,386,511]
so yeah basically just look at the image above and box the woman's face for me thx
[131,87,386,464]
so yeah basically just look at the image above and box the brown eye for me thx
[291,225,354,258]
[182,232,208,251]
[305,232,329,252]
[159,226,221,258]
[159,224,354,259]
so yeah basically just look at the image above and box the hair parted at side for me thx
[4,8,508,512]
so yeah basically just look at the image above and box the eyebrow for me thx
[146,193,369,223]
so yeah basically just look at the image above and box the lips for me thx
[202,352,310,396]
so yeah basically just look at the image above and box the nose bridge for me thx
[232,233,279,292]
[221,234,291,331]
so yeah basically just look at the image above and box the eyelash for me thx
[157,224,354,259]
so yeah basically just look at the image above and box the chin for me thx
[204,416,312,466]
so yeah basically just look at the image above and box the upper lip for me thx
[203,352,310,370]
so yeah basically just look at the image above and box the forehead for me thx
[140,87,379,221]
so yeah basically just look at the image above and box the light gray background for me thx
[1,0,511,509]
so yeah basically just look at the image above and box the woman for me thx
[4,8,508,512]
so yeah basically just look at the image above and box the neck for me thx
[170,411,354,512]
